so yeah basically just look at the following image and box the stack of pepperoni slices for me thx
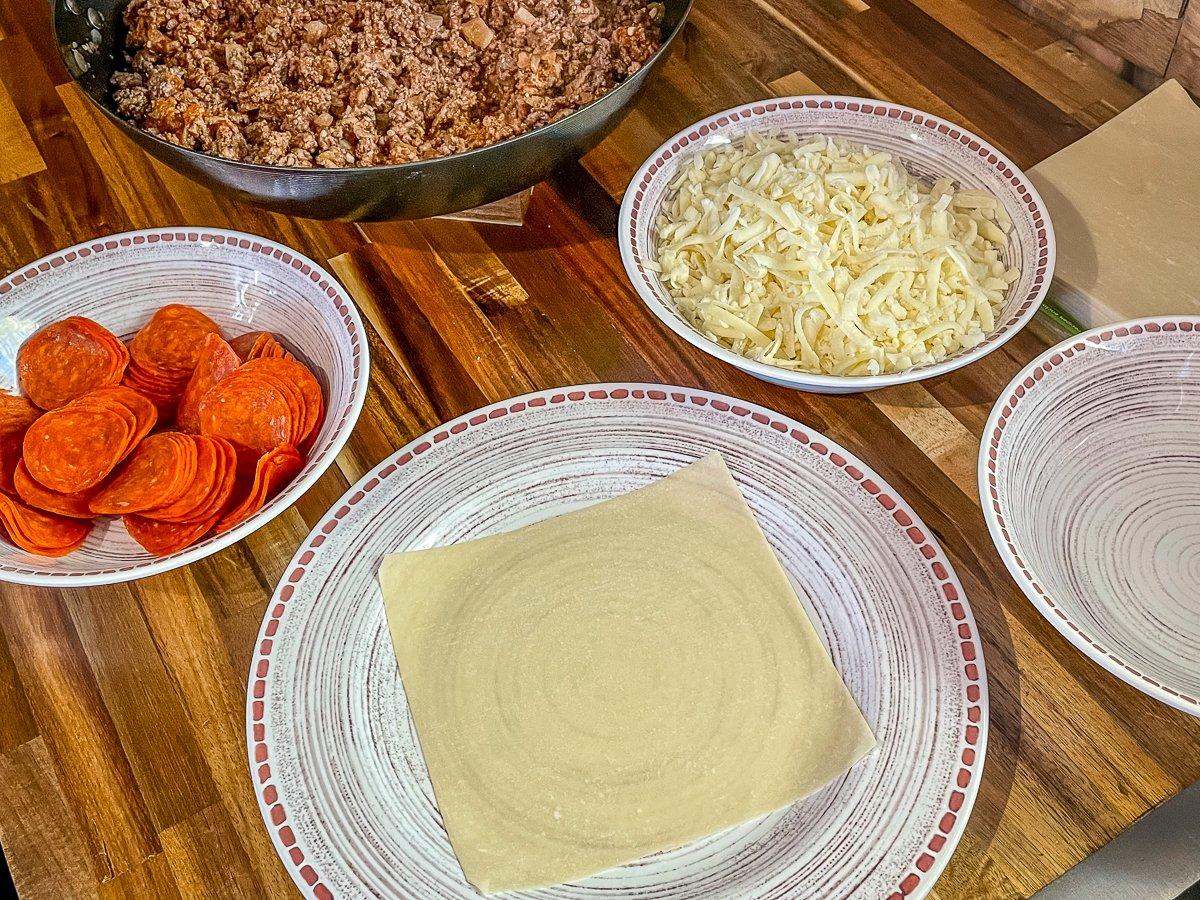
[0,305,323,557]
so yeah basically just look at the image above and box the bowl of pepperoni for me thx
[0,228,368,585]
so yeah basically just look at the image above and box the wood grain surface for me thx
[0,1,1197,899]
[1009,0,1197,94]
[1017,0,1147,32]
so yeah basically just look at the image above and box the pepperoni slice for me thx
[13,460,97,519]
[256,337,291,360]
[234,357,323,448]
[230,369,306,446]
[229,331,266,360]
[22,401,131,494]
[72,390,137,443]
[17,317,128,410]
[176,334,240,434]
[0,434,22,496]
[0,393,41,434]
[148,434,237,525]
[230,331,293,362]
[0,493,92,556]
[102,386,158,450]
[180,437,239,523]
[142,435,217,521]
[0,394,42,496]
[197,374,294,468]
[123,513,219,557]
[88,432,198,515]
[129,305,221,379]
[141,436,236,523]
[124,357,185,391]
[122,358,188,417]
[72,386,158,459]
[215,444,304,535]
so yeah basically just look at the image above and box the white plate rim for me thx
[979,315,1200,716]
[0,226,370,587]
[248,383,990,900]
[617,95,1056,391]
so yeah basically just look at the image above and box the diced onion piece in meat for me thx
[461,17,495,49]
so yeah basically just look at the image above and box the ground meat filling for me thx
[112,0,664,167]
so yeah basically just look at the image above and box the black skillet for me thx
[52,0,691,220]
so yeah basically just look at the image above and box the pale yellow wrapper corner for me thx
[1029,79,1200,327]
[379,453,875,893]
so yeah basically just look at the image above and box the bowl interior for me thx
[985,322,1200,708]
[0,230,365,584]
[624,98,1053,380]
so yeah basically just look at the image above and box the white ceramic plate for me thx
[618,96,1055,393]
[981,317,1200,716]
[0,228,368,586]
[248,385,987,899]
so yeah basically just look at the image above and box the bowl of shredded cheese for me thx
[619,97,1054,392]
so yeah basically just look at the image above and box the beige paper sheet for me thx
[1029,80,1200,327]
[379,453,875,893]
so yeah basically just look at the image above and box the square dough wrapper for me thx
[379,453,875,893]
[1029,79,1200,327]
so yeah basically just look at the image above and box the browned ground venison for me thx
[112,0,663,167]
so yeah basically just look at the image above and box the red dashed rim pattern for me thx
[0,227,368,586]
[982,317,1200,716]
[249,385,987,899]
[618,96,1055,389]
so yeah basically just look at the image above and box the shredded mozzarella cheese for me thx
[646,133,1019,376]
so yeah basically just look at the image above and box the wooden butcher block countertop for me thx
[0,1,1195,898]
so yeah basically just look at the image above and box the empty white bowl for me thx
[0,228,368,586]
[618,96,1055,393]
[981,317,1200,716]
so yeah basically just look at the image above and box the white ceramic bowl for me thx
[981,317,1200,716]
[618,96,1055,393]
[0,228,368,586]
